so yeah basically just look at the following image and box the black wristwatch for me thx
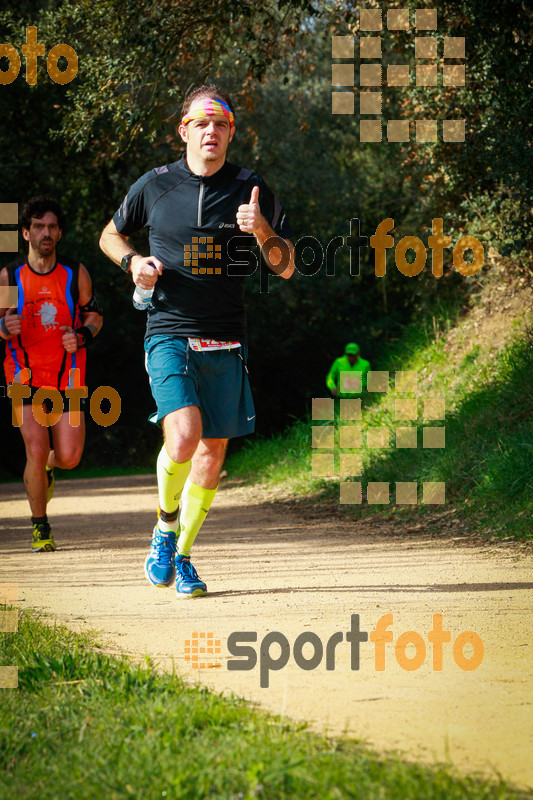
[120,252,137,273]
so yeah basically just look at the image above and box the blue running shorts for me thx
[144,335,255,439]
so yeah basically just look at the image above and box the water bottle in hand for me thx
[132,262,158,311]
[132,285,154,311]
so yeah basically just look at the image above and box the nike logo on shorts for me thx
[247,415,255,421]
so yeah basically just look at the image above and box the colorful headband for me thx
[181,98,235,132]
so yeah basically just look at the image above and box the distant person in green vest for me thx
[326,343,370,398]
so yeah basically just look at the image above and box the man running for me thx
[0,196,103,551]
[326,343,370,398]
[100,84,294,598]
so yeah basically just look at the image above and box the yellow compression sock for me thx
[178,479,218,555]
[156,446,191,534]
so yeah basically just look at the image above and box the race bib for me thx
[188,338,241,352]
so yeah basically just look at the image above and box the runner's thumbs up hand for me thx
[2,307,24,336]
[60,325,79,353]
[237,185,263,234]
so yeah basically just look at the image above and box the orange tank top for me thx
[3,257,86,390]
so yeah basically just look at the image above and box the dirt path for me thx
[1,474,532,789]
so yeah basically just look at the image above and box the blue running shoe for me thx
[144,527,177,587]
[175,555,207,598]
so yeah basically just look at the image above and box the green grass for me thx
[1,611,530,800]
[226,317,533,541]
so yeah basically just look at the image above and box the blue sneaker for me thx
[175,555,207,598]
[144,527,177,587]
